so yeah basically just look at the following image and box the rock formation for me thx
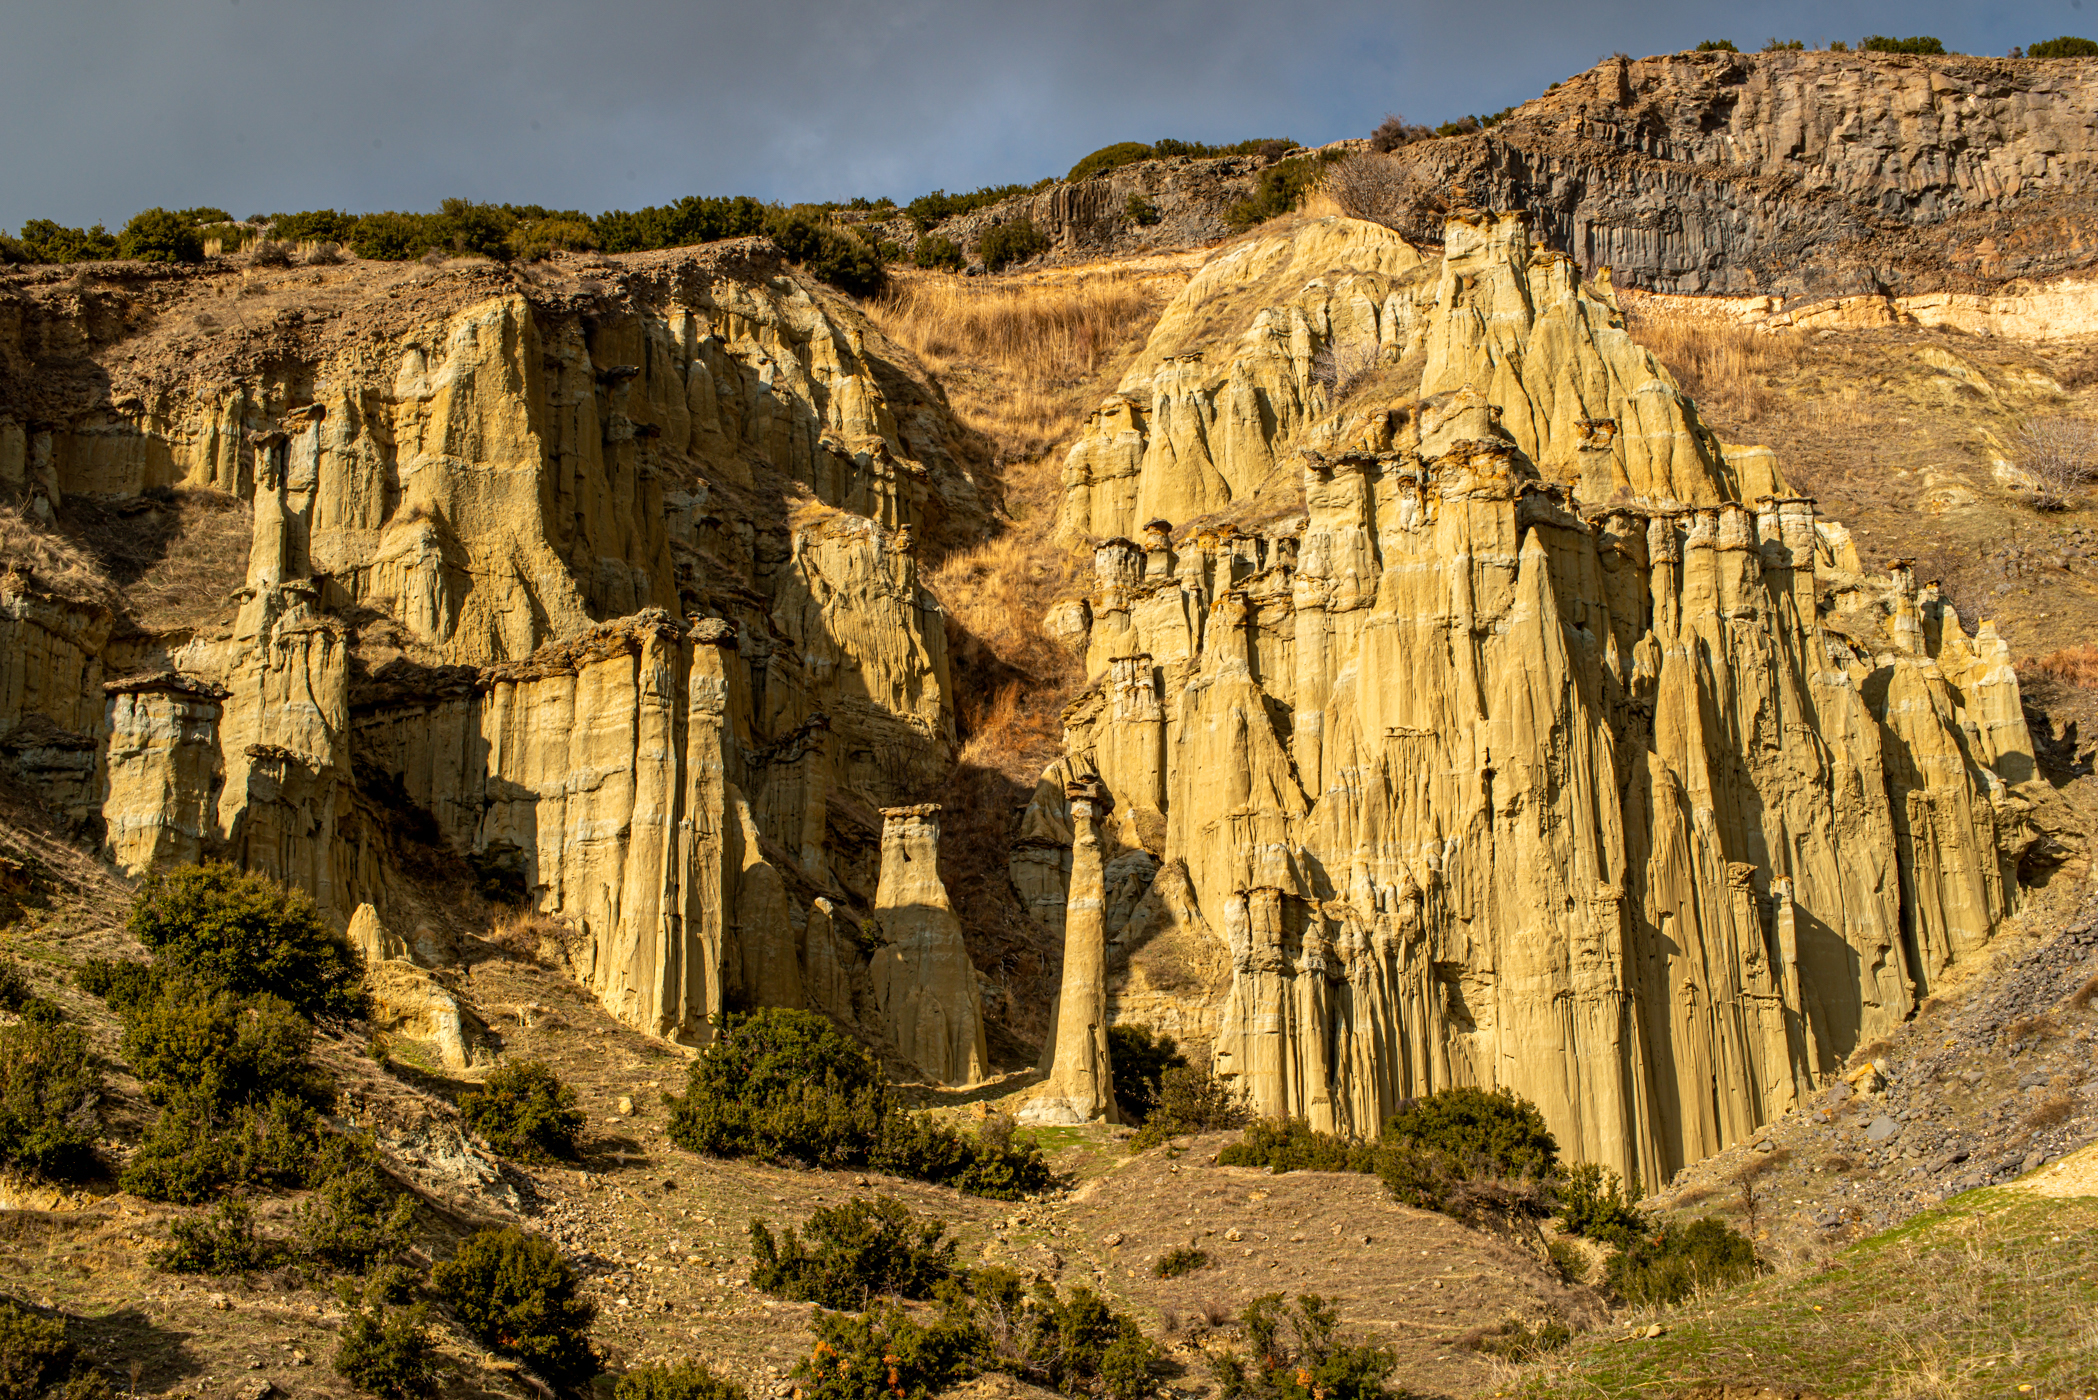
[1372,49,2098,297]
[1028,211,2043,1181]
[0,244,993,1083]
[870,804,988,1086]
[1023,777,1118,1124]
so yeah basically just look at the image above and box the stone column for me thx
[870,803,988,1086]
[1022,778,1120,1124]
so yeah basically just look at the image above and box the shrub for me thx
[764,208,886,295]
[269,209,360,244]
[615,1361,748,1400]
[593,195,769,253]
[1544,1236,1587,1283]
[248,239,293,267]
[119,981,325,1110]
[665,1009,1053,1198]
[126,864,363,1019]
[1218,1119,1375,1174]
[432,198,514,258]
[1107,1024,1186,1122]
[979,218,1049,272]
[1368,114,1432,153]
[1068,142,1155,183]
[0,1014,100,1180]
[509,218,598,261]
[1124,193,1161,226]
[1861,35,1947,54]
[1384,1087,1557,1179]
[1762,38,1805,51]
[298,1154,416,1272]
[117,209,203,264]
[912,236,964,270]
[963,1270,1155,1399]
[1695,39,1739,51]
[1472,1315,1573,1361]
[120,1092,323,1203]
[432,1228,597,1385]
[334,1302,433,1399]
[349,213,439,261]
[149,1197,282,1275]
[1210,1293,1399,1400]
[73,959,158,1017]
[1554,1161,1646,1247]
[2030,36,2098,57]
[749,1195,956,1309]
[13,220,118,264]
[1605,1216,1759,1307]
[0,1300,108,1398]
[1132,1064,1249,1148]
[459,1061,583,1162]
[904,184,1039,232]
[794,1303,981,1400]
[1154,1246,1210,1278]
[0,960,31,1012]
[1224,157,1326,231]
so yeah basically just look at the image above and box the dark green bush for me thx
[1762,38,1805,50]
[594,195,769,254]
[459,1061,583,1162]
[126,864,363,1019]
[432,198,514,258]
[1218,1119,1375,1174]
[1000,1282,1154,1400]
[349,213,440,261]
[1861,35,1947,54]
[1605,1216,1759,1307]
[297,1153,416,1273]
[904,185,1040,232]
[120,1092,323,1203]
[0,960,31,1011]
[149,1197,282,1275]
[762,211,884,296]
[2029,36,2098,57]
[334,1302,433,1399]
[13,221,118,264]
[794,1302,981,1400]
[615,1361,748,1400]
[174,207,233,226]
[1067,142,1155,182]
[1695,39,1739,51]
[1224,157,1326,231]
[73,960,157,1017]
[912,235,964,270]
[0,1299,109,1398]
[432,1228,597,1385]
[1106,1024,1186,1123]
[0,1013,99,1180]
[1124,193,1161,226]
[116,209,203,263]
[509,218,598,260]
[978,219,1048,272]
[1210,1293,1399,1400]
[1472,1314,1573,1361]
[268,209,360,244]
[749,1195,956,1308]
[1554,1161,1646,1247]
[665,1009,1053,1198]
[1384,1087,1558,1180]
[1153,1246,1209,1278]
[1131,1063,1249,1148]
[118,980,322,1109]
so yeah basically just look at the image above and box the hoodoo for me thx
[872,803,989,1087]
[1024,776,1119,1124]
[1027,210,2041,1179]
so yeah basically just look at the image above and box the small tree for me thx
[748,1195,957,1308]
[1132,1063,1249,1148]
[117,209,203,263]
[126,864,363,1019]
[459,1061,584,1162]
[0,1014,101,1180]
[335,1301,433,1399]
[433,1228,597,1385]
[1106,1024,1186,1122]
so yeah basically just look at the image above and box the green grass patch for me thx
[1506,1192,2098,1397]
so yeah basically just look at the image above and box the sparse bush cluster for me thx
[616,1361,749,1400]
[459,1059,584,1162]
[1224,153,1343,231]
[0,1299,111,1399]
[1129,1062,1250,1148]
[1065,137,1294,183]
[1218,1118,1375,1174]
[904,183,1052,232]
[1861,35,1947,54]
[433,1227,599,1385]
[665,1009,1054,1198]
[2028,36,2098,57]
[1605,1215,1760,1306]
[1153,1246,1210,1278]
[1210,1293,1400,1400]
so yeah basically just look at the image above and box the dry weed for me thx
[120,491,254,630]
[1622,304,1805,425]
[2070,975,2098,1011]
[2024,1093,2075,1131]
[2011,417,2098,512]
[2029,644,2098,690]
[0,503,117,606]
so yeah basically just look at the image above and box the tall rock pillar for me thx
[1023,778,1120,1124]
[870,804,988,1086]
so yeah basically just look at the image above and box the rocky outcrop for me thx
[1373,49,2098,297]
[1030,212,2043,1181]
[0,245,993,1083]
[870,804,988,1086]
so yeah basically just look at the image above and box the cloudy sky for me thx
[0,0,2080,230]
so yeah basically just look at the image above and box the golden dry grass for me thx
[2028,643,2098,688]
[0,502,118,607]
[1620,303,1806,425]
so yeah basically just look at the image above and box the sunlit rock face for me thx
[1029,213,2041,1181]
[1,246,988,1078]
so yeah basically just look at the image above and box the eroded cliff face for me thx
[1027,212,2043,1180]
[1379,49,2098,297]
[0,245,992,1077]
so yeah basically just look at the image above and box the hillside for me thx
[5,40,2098,1400]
